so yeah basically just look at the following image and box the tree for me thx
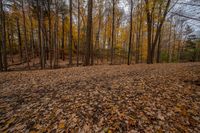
[36,0,45,69]
[144,0,171,64]
[47,0,53,68]
[128,0,133,65]
[111,0,116,65]
[77,0,80,66]
[22,0,30,69]
[85,0,93,66]
[1,0,7,71]
[69,0,73,66]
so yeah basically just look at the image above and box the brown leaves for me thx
[0,63,200,132]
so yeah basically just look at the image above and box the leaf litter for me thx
[0,63,200,132]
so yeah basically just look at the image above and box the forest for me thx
[0,0,199,71]
[0,0,200,132]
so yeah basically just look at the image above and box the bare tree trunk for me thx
[47,0,52,68]
[111,0,115,65]
[37,0,44,69]
[145,0,171,64]
[16,18,23,63]
[140,28,144,63]
[128,0,133,65]
[0,41,2,71]
[156,32,162,63]
[7,22,14,63]
[85,0,93,66]
[77,0,80,66]
[145,0,152,64]
[0,2,2,71]
[172,26,176,62]
[28,4,35,66]
[69,0,73,66]
[135,3,142,64]
[1,1,7,71]
[91,24,94,65]
[168,19,172,63]
[53,1,59,68]
[102,12,109,64]
[62,14,65,61]
[95,3,102,65]
[22,0,30,69]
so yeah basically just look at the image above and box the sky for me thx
[172,0,200,34]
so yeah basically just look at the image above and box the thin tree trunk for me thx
[47,0,52,68]
[10,23,14,63]
[1,1,7,71]
[156,32,162,63]
[62,14,65,61]
[128,0,133,65]
[69,0,73,66]
[0,41,2,71]
[95,4,102,65]
[111,0,115,65]
[135,4,142,64]
[37,0,43,69]
[91,24,94,65]
[22,0,30,69]
[168,20,172,63]
[54,2,59,68]
[7,23,14,63]
[16,18,23,63]
[77,0,80,66]
[28,6,35,66]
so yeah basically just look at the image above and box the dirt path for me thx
[0,63,200,132]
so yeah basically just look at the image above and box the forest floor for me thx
[0,63,200,133]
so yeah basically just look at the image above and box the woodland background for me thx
[0,0,200,71]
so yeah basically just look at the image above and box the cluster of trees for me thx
[0,0,199,71]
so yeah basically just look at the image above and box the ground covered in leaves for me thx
[0,63,200,133]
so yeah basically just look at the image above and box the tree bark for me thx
[69,0,73,66]
[62,14,65,61]
[128,0,133,65]
[16,18,23,63]
[1,1,7,71]
[111,0,115,65]
[85,0,93,66]
[156,32,162,63]
[22,0,30,69]
[77,0,80,66]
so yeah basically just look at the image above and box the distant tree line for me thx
[0,0,199,71]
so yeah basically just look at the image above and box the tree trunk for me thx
[22,0,30,69]
[85,0,93,66]
[111,0,115,65]
[0,6,2,71]
[69,0,73,66]
[1,1,7,71]
[37,0,44,69]
[156,32,162,63]
[28,4,35,66]
[62,14,65,61]
[95,4,102,65]
[128,0,133,65]
[168,19,172,63]
[16,18,23,63]
[53,2,59,68]
[145,0,152,64]
[77,0,80,66]
[145,0,171,64]
[47,0,52,68]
